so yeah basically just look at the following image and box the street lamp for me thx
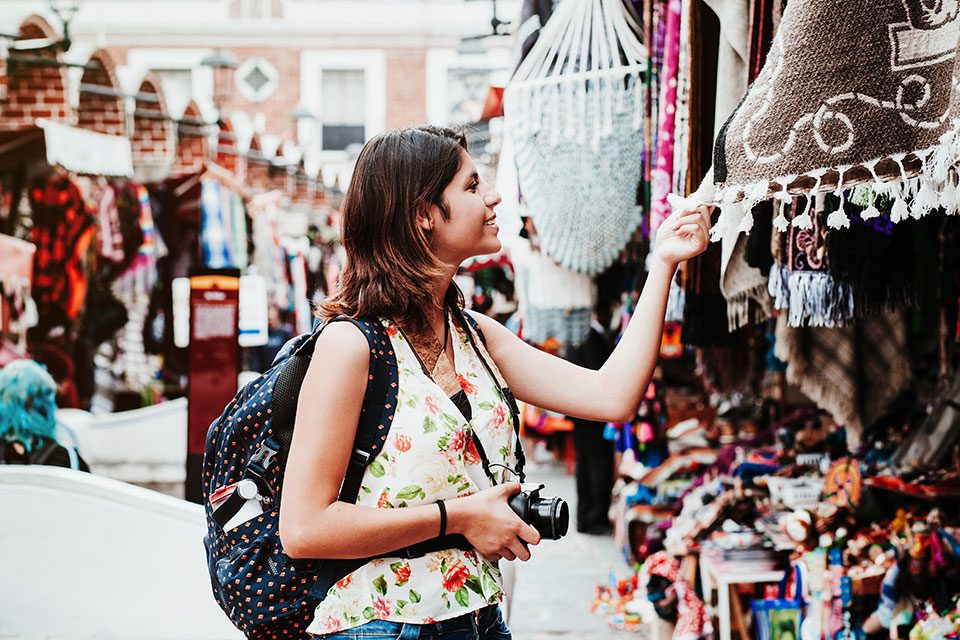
[48,0,81,51]
[201,49,240,116]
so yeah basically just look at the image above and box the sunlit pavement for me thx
[506,460,645,640]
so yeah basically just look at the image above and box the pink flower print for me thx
[373,596,392,618]
[334,574,352,590]
[377,489,393,509]
[424,395,441,415]
[457,374,477,395]
[492,404,507,430]
[320,616,344,633]
[385,324,398,338]
[394,434,412,452]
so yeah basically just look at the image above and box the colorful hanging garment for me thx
[200,178,236,269]
[95,182,124,268]
[640,552,713,640]
[702,0,960,238]
[29,174,95,331]
[649,0,684,234]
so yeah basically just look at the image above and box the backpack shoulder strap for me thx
[337,317,398,505]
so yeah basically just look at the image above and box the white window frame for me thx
[300,49,386,161]
[125,48,215,119]
[425,47,512,126]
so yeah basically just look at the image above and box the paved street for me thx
[506,460,645,640]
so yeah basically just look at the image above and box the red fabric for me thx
[29,175,95,330]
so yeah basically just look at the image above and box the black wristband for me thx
[437,500,447,537]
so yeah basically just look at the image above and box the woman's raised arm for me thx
[472,206,712,423]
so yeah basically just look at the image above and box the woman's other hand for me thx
[653,205,713,268]
[447,483,541,562]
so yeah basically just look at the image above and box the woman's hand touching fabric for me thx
[652,205,713,268]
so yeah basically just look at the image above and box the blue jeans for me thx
[319,606,511,639]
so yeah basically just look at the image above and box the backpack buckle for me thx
[250,443,278,470]
[350,448,371,467]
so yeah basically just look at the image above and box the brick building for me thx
[0,0,518,185]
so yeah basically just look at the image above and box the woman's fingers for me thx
[675,223,702,238]
[500,548,517,561]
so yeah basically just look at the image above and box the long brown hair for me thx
[319,125,467,326]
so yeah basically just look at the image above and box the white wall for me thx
[0,467,241,639]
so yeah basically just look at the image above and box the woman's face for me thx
[425,149,502,265]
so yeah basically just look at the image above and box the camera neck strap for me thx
[451,306,527,484]
[395,307,527,486]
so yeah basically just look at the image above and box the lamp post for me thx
[200,49,239,119]
[48,0,80,51]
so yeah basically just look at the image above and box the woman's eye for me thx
[469,182,479,191]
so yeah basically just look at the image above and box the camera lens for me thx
[532,496,569,539]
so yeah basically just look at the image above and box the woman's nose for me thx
[484,188,502,208]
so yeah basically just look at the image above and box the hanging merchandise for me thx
[29,174,96,335]
[768,197,855,328]
[505,0,648,275]
[774,311,912,448]
[694,0,960,238]
[649,0,683,234]
[200,179,236,270]
[512,238,594,347]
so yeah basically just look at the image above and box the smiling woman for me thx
[269,124,710,639]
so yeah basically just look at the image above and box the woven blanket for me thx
[703,0,960,237]
[774,310,911,448]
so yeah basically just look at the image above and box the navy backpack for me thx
[202,314,487,639]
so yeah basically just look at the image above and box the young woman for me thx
[280,125,711,639]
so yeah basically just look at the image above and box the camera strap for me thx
[452,306,527,484]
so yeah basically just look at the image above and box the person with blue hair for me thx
[0,359,88,470]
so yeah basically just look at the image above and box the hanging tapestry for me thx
[506,0,648,275]
[774,310,912,448]
[700,0,960,238]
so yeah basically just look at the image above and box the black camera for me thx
[508,485,569,540]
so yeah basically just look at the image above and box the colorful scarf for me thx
[650,0,684,234]
[769,196,855,327]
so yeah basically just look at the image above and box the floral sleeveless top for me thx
[308,314,517,636]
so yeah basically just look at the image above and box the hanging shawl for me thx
[769,195,856,327]
[506,0,648,275]
[640,552,713,640]
[774,310,912,448]
[691,0,960,238]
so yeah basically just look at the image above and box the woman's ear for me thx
[417,207,435,233]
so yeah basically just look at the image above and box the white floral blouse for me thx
[308,314,517,636]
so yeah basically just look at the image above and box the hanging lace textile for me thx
[505,0,648,275]
[683,0,960,239]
